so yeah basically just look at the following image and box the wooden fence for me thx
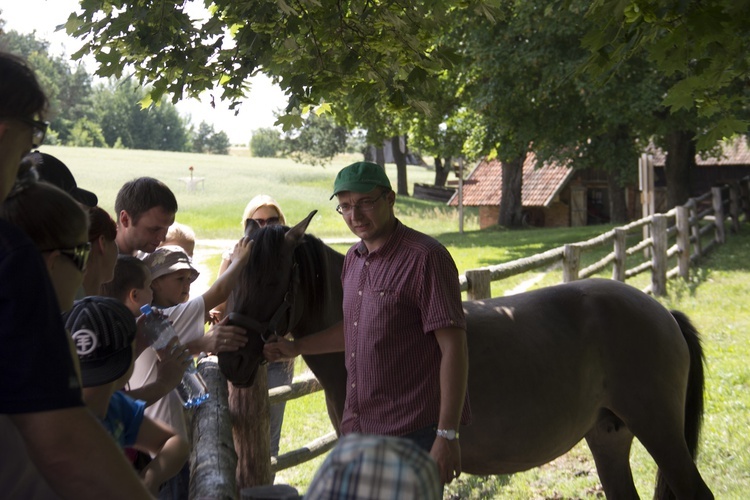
[463,178,750,299]
[191,177,750,498]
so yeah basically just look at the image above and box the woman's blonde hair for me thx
[240,194,286,227]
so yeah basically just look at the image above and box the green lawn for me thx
[42,146,749,497]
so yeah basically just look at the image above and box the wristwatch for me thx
[436,428,459,440]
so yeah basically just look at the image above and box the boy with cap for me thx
[264,161,470,486]
[130,243,251,499]
[65,296,189,495]
[101,255,189,408]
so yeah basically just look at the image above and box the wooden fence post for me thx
[191,356,238,500]
[651,214,668,296]
[687,198,701,259]
[229,365,272,490]
[563,244,580,282]
[466,269,491,300]
[729,181,741,233]
[676,205,691,280]
[612,228,627,282]
[711,186,726,244]
[741,177,750,222]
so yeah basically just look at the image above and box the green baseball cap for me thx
[330,161,392,200]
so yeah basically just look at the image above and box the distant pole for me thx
[458,158,464,234]
[639,154,654,257]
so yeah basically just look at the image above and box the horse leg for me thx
[585,410,639,499]
[625,423,713,500]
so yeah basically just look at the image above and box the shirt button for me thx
[358,290,362,295]
[351,352,355,357]
[351,383,356,388]
[380,292,384,296]
[352,412,358,418]
[353,321,357,326]
[365,262,370,266]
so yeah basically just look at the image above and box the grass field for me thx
[43,146,750,498]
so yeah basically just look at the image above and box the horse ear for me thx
[285,210,317,245]
[244,218,261,238]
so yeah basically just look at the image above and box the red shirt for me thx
[339,220,471,436]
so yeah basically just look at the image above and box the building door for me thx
[571,186,586,226]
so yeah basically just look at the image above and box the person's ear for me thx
[118,210,131,229]
[40,250,60,273]
[96,234,107,254]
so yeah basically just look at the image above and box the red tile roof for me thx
[448,153,574,207]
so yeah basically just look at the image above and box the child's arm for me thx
[134,417,190,495]
[124,338,189,406]
[199,237,252,312]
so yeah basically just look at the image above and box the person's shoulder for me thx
[398,223,445,253]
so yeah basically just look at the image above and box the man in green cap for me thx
[266,161,470,486]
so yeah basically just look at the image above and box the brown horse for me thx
[219,212,714,499]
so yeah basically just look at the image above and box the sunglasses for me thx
[42,242,92,273]
[1,116,49,148]
[252,216,281,227]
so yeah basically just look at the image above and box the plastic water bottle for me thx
[140,304,210,408]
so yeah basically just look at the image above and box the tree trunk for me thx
[664,130,696,208]
[228,365,272,489]
[434,156,452,187]
[375,146,385,168]
[607,171,629,223]
[391,135,409,196]
[498,154,526,227]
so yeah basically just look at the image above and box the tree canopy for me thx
[583,0,750,147]
[65,0,499,129]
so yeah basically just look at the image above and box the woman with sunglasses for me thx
[0,178,90,313]
[209,193,294,471]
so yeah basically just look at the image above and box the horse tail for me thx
[655,310,706,499]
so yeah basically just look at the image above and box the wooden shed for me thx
[448,155,583,228]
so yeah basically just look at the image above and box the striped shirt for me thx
[339,220,471,436]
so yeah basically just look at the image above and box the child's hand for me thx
[154,338,191,391]
[231,237,253,264]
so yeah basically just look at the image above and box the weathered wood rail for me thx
[462,178,749,299]
[191,177,750,498]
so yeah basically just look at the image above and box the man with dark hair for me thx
[0,52,153,499]
[115,176,178,254]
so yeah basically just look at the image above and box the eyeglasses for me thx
[1,116,49,148]
[252,216,281,227]
[42,242,92,273]
[336,192,387,215]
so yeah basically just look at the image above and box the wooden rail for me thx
[461,178,749,298]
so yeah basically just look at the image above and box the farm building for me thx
[447,138,750,229]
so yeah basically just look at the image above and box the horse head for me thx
[218,210,317,387]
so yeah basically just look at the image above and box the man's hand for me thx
[263,335,300,362]
[430,436,462,485]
